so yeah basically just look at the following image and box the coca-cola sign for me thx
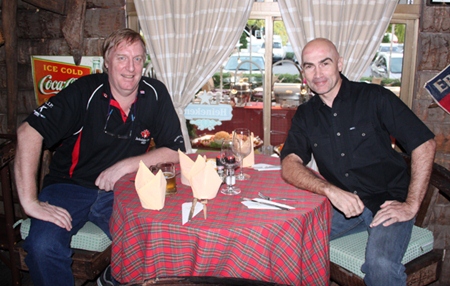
[31,56,103,106]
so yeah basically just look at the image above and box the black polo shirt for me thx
[281,75,434,213]
[26,73,185,190]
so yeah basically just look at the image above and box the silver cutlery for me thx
[258,192,298,202]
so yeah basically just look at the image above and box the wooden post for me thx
[3,0,18,133]
[62,0,87,65]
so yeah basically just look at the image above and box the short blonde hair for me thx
[102,29,146,71]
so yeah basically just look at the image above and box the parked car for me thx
[373,43,404,60]
[378,43,403,53]
[370,52,403,79]
[258,41,286,63]
[222,52,265,74]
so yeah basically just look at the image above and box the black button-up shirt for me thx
[281,75,434,213]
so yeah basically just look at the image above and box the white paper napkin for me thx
[241,198,295,210]
[241,201,282,209]
[252,163,281,171]
[182,202,203,225]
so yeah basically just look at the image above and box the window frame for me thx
[126,0,421,147]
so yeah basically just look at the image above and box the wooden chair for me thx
[0,134,111,284]
[330,154,449,286]
[0,135,23,285]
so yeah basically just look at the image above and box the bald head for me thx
[302,38,340,65]
[300,38,343,105]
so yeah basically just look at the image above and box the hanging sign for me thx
[184,91,233,131]
[31,56,103,106]
[425,64,450,114]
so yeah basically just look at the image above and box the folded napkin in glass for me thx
[135,161,166,210]
[252,163,281,171]
[241,198,295,210]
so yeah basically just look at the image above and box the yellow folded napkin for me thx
[178,150,222,199]
[134,160,166,210]
[243,133,255,167]
[179,149,197,186]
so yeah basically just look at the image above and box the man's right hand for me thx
[24,200,73,231]
[327,187,365,218]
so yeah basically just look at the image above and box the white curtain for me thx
[278,0,398,81]
[134,0,254,153]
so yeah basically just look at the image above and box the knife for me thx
[243,198,290,210]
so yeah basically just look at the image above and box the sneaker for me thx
[97,265,114,286]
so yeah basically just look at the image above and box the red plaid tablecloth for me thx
[111,153,331,286]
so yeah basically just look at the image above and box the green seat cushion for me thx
[330,225,434,278]
[20,218,111,252]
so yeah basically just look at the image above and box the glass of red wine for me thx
[219,139,241,195]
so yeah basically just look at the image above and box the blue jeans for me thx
[23,183,113,286]
[330,207,414,286]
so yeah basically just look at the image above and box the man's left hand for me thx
[370,200,417,227]
[95,161,129,191]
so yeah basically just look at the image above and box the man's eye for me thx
[135,57,143,62]
[117,56,125,61]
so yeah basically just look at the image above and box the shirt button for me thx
[362,133,366,136]
[341,153,345,157]
[314,143,318,147]
[345,173,349,177]
[337,132,341,136]
[333,113,337,117]
[354,190,358,194]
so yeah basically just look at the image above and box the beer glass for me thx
[156,162,177,195]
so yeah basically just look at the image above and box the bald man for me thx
[280,38,436,285]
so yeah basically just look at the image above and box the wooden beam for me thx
[0,29,4,47]
[3,0,18,133]
[62,0,87,65]
[22,0,66,15]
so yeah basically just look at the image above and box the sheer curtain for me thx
[278,0,398,80]
[134,0,253,153]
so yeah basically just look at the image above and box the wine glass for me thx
[232,128,252,180]
[219,139,241,195]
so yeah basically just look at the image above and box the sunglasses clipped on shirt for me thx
[103,107,135,139]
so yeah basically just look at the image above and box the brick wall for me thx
[416,3,450,285]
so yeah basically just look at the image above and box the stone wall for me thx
[0,0,126,130]
[416,3,450,285]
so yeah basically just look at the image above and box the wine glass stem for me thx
[239,159,244,177]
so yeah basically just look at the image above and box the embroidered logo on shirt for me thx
[33,101,54,118]
[141,129,150,138]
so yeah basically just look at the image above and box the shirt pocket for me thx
[348,123,382,164]
[309,133,333,164]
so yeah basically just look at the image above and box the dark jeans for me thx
[23,183,113,286]
[330,207,414,286]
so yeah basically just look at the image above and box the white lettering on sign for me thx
[184,104,233,121]
[433,75,450,93]
[38,75,78,95]
[184,103,233,131]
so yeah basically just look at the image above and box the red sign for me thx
[32,57,92,106]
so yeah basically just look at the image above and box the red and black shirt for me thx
[26,73,185,190]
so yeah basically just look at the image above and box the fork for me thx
[258,192,298,201]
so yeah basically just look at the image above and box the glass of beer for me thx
[157,162,177,195]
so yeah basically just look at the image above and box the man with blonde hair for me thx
[15,28,185,285]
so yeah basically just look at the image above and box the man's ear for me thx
[338,57,344,72]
